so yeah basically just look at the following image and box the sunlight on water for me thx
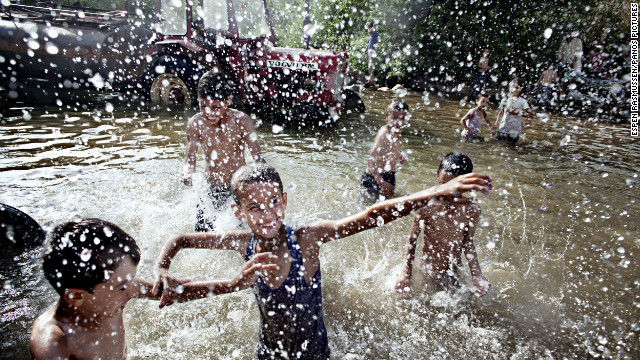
[0,91,638,359]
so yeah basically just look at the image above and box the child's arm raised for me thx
[302,173,492,246]
[462,207,491,297]
[395,210,426,298]
[156,252,278,308]
[152,230,251,296]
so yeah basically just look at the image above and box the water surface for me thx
[1,90,638,359]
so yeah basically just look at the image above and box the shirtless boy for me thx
[360,99,409,200]
[534,62,562,108]
[30,218,273,359]
[182,71,263,231]
[153,162,492,359]
[395,153,491,298]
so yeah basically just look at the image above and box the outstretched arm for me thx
[157,252,278,308]
[152,231,251,296]
[302,173,492,247]
[395,211,425,298]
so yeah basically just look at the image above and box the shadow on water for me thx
[0,89,638,359]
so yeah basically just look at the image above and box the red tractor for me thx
[146,0,364,120]
[0,0,365,120]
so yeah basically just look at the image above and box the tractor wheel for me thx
[144,56,201,108]
[342,88,366,113]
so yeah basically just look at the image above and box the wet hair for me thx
[387,99,409,113]
[438,153,473,177]
[197,71,235,101]
[367,21,375,29]
[231,163,284,205]
[43,218,140,296]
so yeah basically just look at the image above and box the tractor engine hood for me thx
[263,47,348,73]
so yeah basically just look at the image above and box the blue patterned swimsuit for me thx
[245,226,330,360]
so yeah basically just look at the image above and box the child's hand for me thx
[471,274,491,297]
[231,252,279,291]
[434,173,492,204]
[395,276,412,298]
[152,269,191,308]
[181,166,193,186]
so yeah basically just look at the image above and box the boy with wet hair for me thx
[183,70,264,232]
[395,153,491,298]
[360,99,409,201]
[154,162,492,359]
[31,218,273,359]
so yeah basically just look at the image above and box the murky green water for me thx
[1,90,638,359]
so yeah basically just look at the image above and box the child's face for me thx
[234,181,287,239]
[477,96,488,108]
[509,83,522,97]
[83,256,138,317]
[386,109,408,129]
[200,97,229,124]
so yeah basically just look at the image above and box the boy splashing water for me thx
[182,71,263,231]
[396,153,491,298]
[154,162,492,359]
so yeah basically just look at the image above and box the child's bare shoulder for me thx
[31,310,68,358]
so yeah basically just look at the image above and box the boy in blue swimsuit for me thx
[153,163,492,359]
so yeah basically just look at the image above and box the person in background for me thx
[534,62,562,109]
[460,94,495,141]
[472,48,490,98]
[494,79,533,144]
[360,99,409,201]
[182,71,263,232]
[365,21,379,89]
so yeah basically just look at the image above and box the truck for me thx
[0,0,365,121]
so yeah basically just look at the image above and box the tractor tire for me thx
[144,56,202,108]
[342,88,366,113]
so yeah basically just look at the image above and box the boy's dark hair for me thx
[367,21,375,29]
[197,70,235,101]
[231,163,284,205]
[438,153,473,177]
[388,99,409,113]
[43,218,141,296]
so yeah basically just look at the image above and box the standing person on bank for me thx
[472,48,490,98]
[366,21,379,88]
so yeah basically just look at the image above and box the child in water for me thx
[182,71,263,232]
[30,218,272,359]
[460,94,495,140]
[494,79,533,144]
[395,153,491,298]
[153,162,492,359]
[360,99,409,201]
